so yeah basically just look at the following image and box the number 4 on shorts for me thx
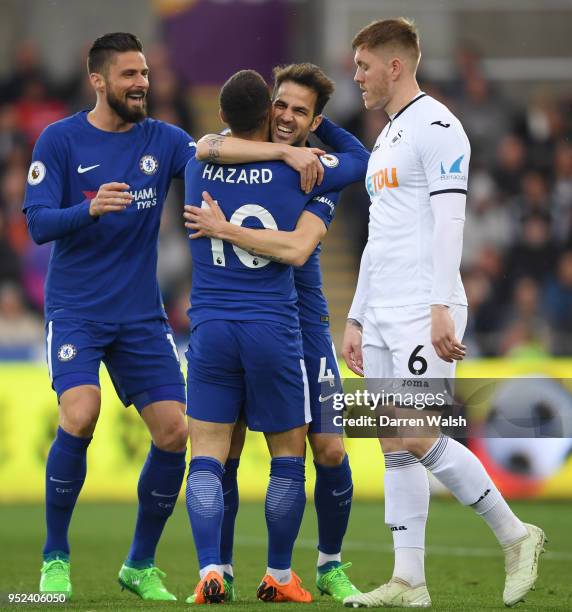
[318,357,336,387]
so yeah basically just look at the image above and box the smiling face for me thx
[353,45,394,111]
[99,51,149,123]
[270,81,322,146]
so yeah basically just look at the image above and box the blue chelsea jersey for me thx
[293,191,339,332]
[23,111,195,323]
[185,157,357,330]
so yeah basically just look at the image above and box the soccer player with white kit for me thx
[341,17,545,609]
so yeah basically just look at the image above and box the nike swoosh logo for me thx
[151,490,179,498]
[49,476,73,483]
[77,164,100,174]
[318,392,337,403]
[332,485,353,497]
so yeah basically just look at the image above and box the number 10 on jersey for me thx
[203,200,278,269]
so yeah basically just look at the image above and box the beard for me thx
[106,87,147,123]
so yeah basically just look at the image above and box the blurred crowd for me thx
[0,40,571,359]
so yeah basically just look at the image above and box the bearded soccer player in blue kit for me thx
[185,63,368,604]
[23,33,195,601]
[183,69,368,604]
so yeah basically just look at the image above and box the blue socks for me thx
[44,427,91,558]
[126,443,186,566]
[220,458,240,566]
[186,456,225,569]
[314,454,353,557]
[266,457,306,569]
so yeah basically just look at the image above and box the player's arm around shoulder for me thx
[195,133,325,194]
[184,191,326,266]
[313,117,369,182]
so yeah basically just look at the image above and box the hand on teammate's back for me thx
[184,191,228,239]
[430,306,466,363]
[88,182,133,217]
[342,320,364,377]
[281,145,325,194]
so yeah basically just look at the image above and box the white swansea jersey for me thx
[365,93,469,307]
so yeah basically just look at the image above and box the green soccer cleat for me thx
[40,557,72,599]
[118,564,177,601]
[223,574,236,602]
[185,575,234,604]
[317,562,361,603]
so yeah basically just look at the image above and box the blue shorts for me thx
[45,318,186,412]
[302,329,344,434]
[186,320,311,433]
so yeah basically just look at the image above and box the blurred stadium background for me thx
[1,0,572,509]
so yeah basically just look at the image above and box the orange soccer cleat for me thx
[256,571,312,603]
[186,571,225,604]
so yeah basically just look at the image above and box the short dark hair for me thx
[272,63,334,117]
[352,18,420,66]
[87,32,143,75]
[219,70,271,135]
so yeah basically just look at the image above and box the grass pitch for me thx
[1,500,570,611]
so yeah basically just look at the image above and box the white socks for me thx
[384,452,429,586]
[221,563,233,577]
[419,436,527,546]
[393,548,426,587]
[317,551,341,567]
[474,496,528,546]
[199,564,222,579]
[267,567,291,584]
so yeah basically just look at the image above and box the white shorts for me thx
[362,304,467,404]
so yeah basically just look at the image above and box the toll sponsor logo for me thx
[366,167,399,196]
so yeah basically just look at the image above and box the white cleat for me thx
[343,578,431,608]
[503,523,546,607]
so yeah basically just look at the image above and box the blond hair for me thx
[352,17,421,68]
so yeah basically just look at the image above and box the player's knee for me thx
[312,439,346,466]
[153,418,189,452]
[379,437,404,454]
[401,437,434,458]
[60,407,99,438]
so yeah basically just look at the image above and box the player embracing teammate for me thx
[186,62,370,604]
[183,66,368,604]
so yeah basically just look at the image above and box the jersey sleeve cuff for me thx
[429,188,467,197]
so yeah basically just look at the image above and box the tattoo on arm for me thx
[347,318,363,330]
[247,249,285,264]
[205,135,225,162]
